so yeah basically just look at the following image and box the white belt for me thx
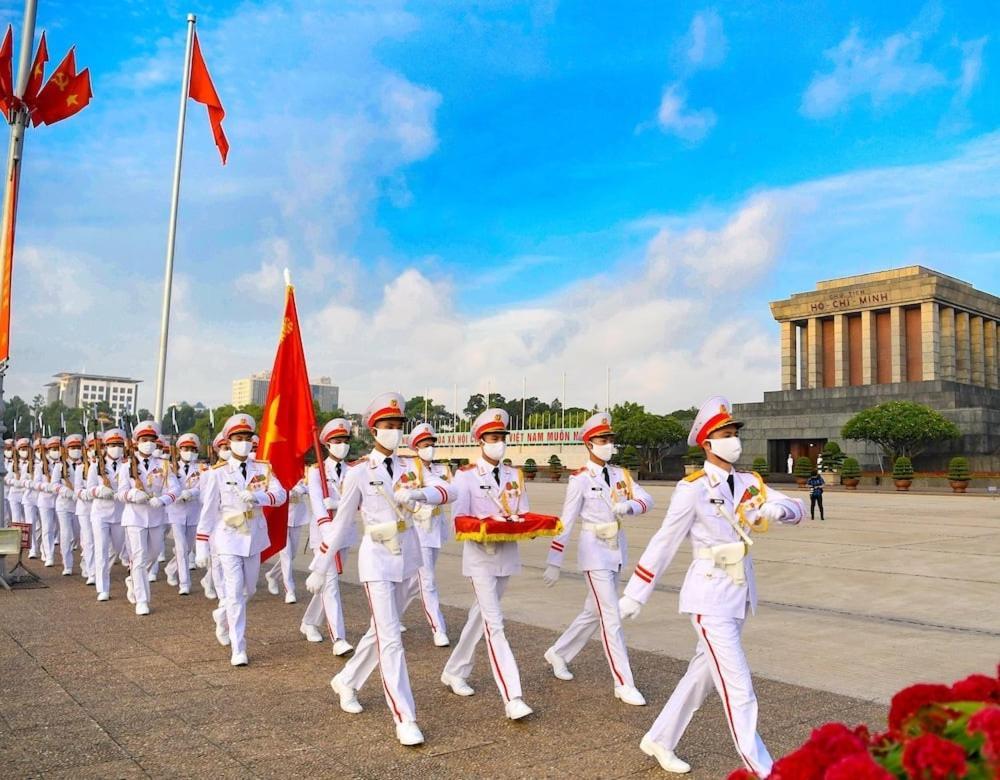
[694,542,747,586]
[583,520,621,549]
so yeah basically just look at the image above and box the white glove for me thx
[542,565,560,588]
[322,496,338,511]
[180,489,192,502]
[612,501,632,516]
[239,489,257,505]
[132,490,149,504]
[394,487,421,504]
[98,486,114,500]
[60,487,73,499]
[149,497,163,508]
[618,596,642,620]
[292,483,308,497]
[195,542,210,569]
[305,570,325,594]
[759,503,787,522]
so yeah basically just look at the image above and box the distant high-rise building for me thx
[45,373,142,414]
[232,371,340,413]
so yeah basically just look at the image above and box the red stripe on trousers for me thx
[363,582,403,724]
[471,578,510,702]
[587,571,624,686]
[696,615,755,771]
[417,571,437,632]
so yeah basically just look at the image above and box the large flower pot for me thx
[524,471,536,481]
[842,477,860,491]
[549,470,562,482]
[894,479,913,492]
[795,477,808,488]
[950,480,969,494]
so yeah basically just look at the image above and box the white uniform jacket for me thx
[87,457,125,523]
[166,461,206,526]
[306,457,357,551]
[286,476,312,528]
[117,456,180,529]
[52,460,77,513]
[624,462,803,619]
[547,461,654,573]
[407,459,453,550]
[36,461,56,510]
[196,458,287,558]
[316,451,453,583]
[452,458,530,578]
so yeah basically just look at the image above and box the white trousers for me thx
[266,524,303,595]
[93,517,125,596]
[8,498,24,525]
[302,547,350,640]
[339,579,417,725]
[56,510,77,571]
[164,523,196,590]
[551,569,635,688]
[39,505,58,563]
[404,545,447,636]
[219,553,260,655]
[22,502,39,556]
[647,614,773,777]
[76,510,94,578]
[443,575,522,703]
[125,525,165,606]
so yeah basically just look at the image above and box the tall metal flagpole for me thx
[153,13,197,423]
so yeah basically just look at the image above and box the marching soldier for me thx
[53,434,83,576]
[542,412,652,706]
[88,428,127,602]
[118,421,180,616]
[306,392,453,747]
[402,422,452,647]
[164,433,205,596]
[37,436,62,566]
[619,397,805,777]
[196,413,287,666]
[264,472,311,605]
[199,432,231,601]
[300,417,357,655]
[21,438,42,559]
[441,408,534,720]
[6,439,27,529]
[3,439,13,519]
[73,433,97,584]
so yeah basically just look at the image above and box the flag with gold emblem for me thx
[29,47,92,127]
[258,280,318,561]
[23,30,48,104]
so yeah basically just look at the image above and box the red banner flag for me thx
[188,33,228,164]
[23,30,47,105]
[33,68,91,126]
[29,47,79,127]
[0,26,14,114]
[258,282,318,561]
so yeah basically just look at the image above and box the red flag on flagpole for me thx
[258,281,318,561]
[23,30,48,104]
[188,32,228,164]
[0,26,14,114]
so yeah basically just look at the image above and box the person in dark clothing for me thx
[807,469,825,521]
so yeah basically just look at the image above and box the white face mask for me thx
[137,441,157,456]
[107,446,124,459]
[17,448,28,458]
[154,448,165,459]
[180,450,197,463]
[218,447,231,461]
[47,450,60,461]
[590,443,616,463]
[68,448,82,460]
[87,448,96,458]
[328,442,350,460]
[230,440,253,458]
[374,428,403,452]
[418,445,435,463]
[482,441,506,462]
[708,436,742,465]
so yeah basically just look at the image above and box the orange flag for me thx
[188,33,228,164]
[0,26,14,114]
[23,30,48,104]
[258,281,318,561]
[0,164,19,362]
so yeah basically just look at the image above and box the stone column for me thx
[920,301,940,381]
[861,310,877,385]
[807,317,822,389]
[833,314,849,387]
[890,306,906,383]
[971,316,986,386]
[986,319,998,390]
[940,306,956,381]
[780,320,797,391]
[799,323,809,389]
[955,311,971,384]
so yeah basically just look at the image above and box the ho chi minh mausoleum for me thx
[735,266,1000,473]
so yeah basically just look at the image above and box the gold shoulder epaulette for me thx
[212,461,227,469]
[348,459,364,467]
[459,464,476,471]
[683,469,706,482]
[255,458,270,466]
[570,466,586,476]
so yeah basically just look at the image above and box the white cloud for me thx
[655,82,717,143]
[682,9,727,70]
[956,36,988,101]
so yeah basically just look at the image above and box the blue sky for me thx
[4,0,998,413]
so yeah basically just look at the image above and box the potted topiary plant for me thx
[683,445,703,476]
[820,441,845,473]
[548,454,563,482]
[751,457,769,482]
[841,457,861,490]
[523,458,538,481]
[793,456,813,487]
[947,456,971,493]
[892,455,914,491]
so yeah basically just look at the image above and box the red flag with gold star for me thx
[30,47,92,126]
[23,30,48,104]
[258,281,318,561]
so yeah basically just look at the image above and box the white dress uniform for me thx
[53,436,84,575]
[196,414,287,662]
[118,421,181,614]
[301,418,358,648]
[312,393,453,740]
[2,442,13,522]
[22,451,42,558]
[623,397,805,778]
[87,429,128,600]
[37,438,62,566]
[442,408,533,715]
[5,440,26,528]
[400,422,452,644]
[200,432,230,602]
[264,473,311,602]
[545,412,654,697]
[73,435,97,582]
[164,433,205,595]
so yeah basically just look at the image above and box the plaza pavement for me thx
[0,480,996,778]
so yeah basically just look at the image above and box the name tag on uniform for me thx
[479,485,492,490]
[710,498,725,505]
[369,480,383,486]
[590,486,602,492]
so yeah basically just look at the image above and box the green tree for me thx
[2,395,31,435]
[464,393,486,420]
[842,401,960,461]
[611,402,686,473]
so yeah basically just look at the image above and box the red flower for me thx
[901,734,968,780]
[769,746,827,780]
[950,674,1000,703]
[889,684,954,733]
[807,723,870,763]
[726,770,758,780]
[969,705,1000,762]
[824,752,894,779]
